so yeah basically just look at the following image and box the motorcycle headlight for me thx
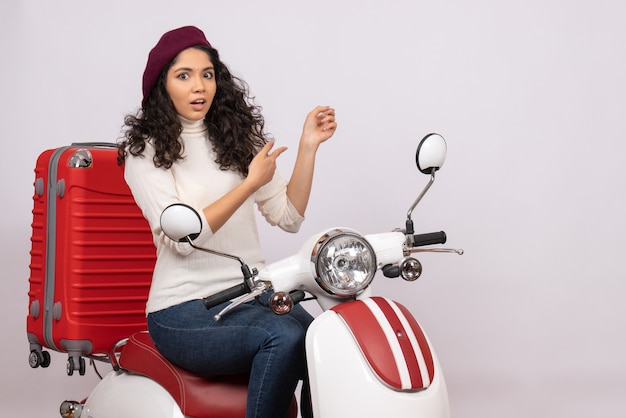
[311,229,377,297]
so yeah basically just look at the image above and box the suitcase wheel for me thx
[66,356,86,376]
[28,350,51,368]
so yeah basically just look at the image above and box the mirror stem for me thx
[184,237,257,289]
[406,169,437,223]
[185,237,247,270]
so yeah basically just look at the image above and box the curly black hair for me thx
[118,45,268,176]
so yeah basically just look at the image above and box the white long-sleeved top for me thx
[124,117,304,314]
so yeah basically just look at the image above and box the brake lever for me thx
[410,248,464,255]
[213,282,271,321]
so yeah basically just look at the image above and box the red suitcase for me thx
[26,143,156,375]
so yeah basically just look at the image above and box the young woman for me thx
[118,26,336,418]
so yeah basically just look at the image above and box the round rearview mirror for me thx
[416,133,447,174]
[160,203,203,242]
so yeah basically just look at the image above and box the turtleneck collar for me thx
[179,116,207,135]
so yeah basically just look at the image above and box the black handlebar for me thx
[201,232,446,309]
[412,231,447,247]
[203,283,249,310]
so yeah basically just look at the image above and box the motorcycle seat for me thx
[118,331,297,418]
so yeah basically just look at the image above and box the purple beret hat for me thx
[142,26,212,107]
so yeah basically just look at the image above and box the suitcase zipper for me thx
[42,146,70,351]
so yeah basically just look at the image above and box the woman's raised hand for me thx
[246,141,288,191]
[300,106,337,151]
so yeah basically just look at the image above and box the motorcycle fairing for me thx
[331,296,435,391]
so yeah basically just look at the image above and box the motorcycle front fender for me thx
[306,298,450,418]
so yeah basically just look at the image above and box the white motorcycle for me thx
[61,133,462,418]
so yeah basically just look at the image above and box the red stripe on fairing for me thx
[332,297,435,391]
[396,301,435,382]
[373,298,425,388]
[332,300,403,389]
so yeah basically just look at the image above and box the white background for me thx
[1,1,625,416]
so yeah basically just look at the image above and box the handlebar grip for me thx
[203,283,249,310]
[412,231,447,247]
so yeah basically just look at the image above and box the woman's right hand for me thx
[245,141,288,191]
[201,141,287,233]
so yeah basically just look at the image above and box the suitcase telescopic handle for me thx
[70,142,118,148]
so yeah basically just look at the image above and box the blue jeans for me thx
[147,293,314,418]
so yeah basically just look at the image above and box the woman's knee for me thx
[264,316,307,354]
